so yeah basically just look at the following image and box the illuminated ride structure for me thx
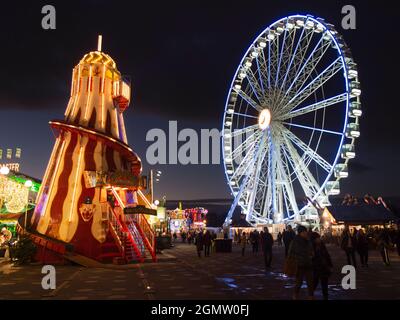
[168,207,208,233]
[21,37,157,264]
[222,15,361,228]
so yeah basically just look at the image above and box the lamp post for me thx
[24,180,33,231]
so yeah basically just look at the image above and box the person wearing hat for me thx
[310,232,333,300]
[288,225,314,300]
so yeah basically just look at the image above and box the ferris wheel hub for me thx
[258,109,272,130]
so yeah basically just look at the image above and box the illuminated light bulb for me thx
[0,166,10,175]
[24,180,33,188]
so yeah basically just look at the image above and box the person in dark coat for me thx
[203,230,212,257]
[277,232,283,246]
[250,230,260,254]
[195,231,203,258]
[356,229,369,267]
[311,232,333,300]
[283,225,296,257]
[377,228,392,266]
[261,227,274,269]
[240,232,247,256]
[394,227,400,257]
[340,226,357,268]
[288,225,314,300]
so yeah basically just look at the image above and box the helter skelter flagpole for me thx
[97,35,102,52]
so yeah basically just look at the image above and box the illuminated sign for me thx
[0,163,20,172]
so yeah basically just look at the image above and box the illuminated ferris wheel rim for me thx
[222,14,361,225]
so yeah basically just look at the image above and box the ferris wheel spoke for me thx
[230,134,263,180]
[232,112,258,119]
[231,130,261,160]
[245,68,266,104]
[283,121,343,137]
[280,125,332,173]
[290,30,315,82]
[275,23,289,86]
[276,145,300,218]
[281,57,343,114]
[255,53,266,97]
[281,136,322,200]
[280,21,309,91]
[280,93,348,120]
[234,88,262,112]
[268,37,280,89]
[281,37,331,107]
[276,28,297,86]
[245,133,269,221]
[229,124,259,138]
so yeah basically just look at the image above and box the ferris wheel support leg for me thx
[223,172,251,228]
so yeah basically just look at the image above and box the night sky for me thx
[0,0,399,200]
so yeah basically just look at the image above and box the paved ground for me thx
[1,243,399,300]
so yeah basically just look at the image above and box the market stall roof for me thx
[327,204,399,224]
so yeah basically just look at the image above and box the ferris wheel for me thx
[222,15,362,226]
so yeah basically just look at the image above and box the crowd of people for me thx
[172,229,221,257]
[173,224,400,300]
[235,224,400,299]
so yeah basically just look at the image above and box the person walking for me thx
[377,228,392,266]
[250,230,260,254]
[395,226,400,256]
[240,232,247,256]
[277,232,283,246]
[288,225,314,300]
[211,231,217,253]
[254,230,260,253]
[340,227,357,268]
[283,225,295,257]
[311,232,333,300]
[195,231,203,258]
[203,230,212,257]
[356,229,369,267]
[262,227,274,269]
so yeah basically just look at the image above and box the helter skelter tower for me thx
[30,36,156,263]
